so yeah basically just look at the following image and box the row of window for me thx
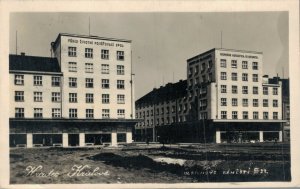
[68,47,124,61]
[220,111,278,120]
[68,78,125,89]
[15,91,125,104]
[220,98,278,107]
[68,63,125,75]
[220,72,258,81]
[220,59,258,70]
[14,75,126,89]
[219,85,278,95]
[15,108,125,119]
[189,73,260,87]
[188,60,213,75]
[188,60,258,77]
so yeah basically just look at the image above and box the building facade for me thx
[135,48,285,143]
[10,33,138,148]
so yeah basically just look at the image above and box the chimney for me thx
[20,52,25,56]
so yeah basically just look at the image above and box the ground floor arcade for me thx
[134,120,285,144]
[10,118,138,148]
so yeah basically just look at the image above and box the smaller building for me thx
[135,80,187,142]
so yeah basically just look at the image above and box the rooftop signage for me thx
[67,37,124,48]
[220,52,258,59]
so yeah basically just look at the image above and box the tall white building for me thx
[135,48,285,143]
[9,33,138,148]
[187,48,284,143]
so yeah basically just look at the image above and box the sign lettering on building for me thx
[220,52,258,59]
[67,38,124,48]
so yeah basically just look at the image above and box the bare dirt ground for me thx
[10,143,290,184]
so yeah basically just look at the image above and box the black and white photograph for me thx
[0,0,299,188]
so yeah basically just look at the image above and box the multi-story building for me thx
[269,77,290,142]
[9,33,138,148]
[135,48,285,143]
[135,80,187,142]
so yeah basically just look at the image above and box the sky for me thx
[9,12,289,99]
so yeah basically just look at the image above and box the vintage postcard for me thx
[0,0,299,188]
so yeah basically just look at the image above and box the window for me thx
[86,93,94,103]
[242,73,248,81]
[221,98,227,106]
[68,62,77,72]
[242,86,248,94]
[34,108,43,118]
[252,62,258,70]
[231,73,238,81]
[221,111,227,119]
[33,76,42,86]
[253,74,258,82]
[15,91,24,102]
[189,67,193,76]
[253,86,259,94]
[220,72,227,80]
[232,111,238,119]
[14,75,24,85]
[85,48,93,58]
[253,112,259,119]
[166,107,170,114]
[15,108,24,118]
[231,60,237,68]
[242,111,248,119]
[117,94,125,104]
[102,109,110,118]
[242,61,248,69]
[208,73,213,82]
[273,112,278,120]
[242,99,248,107]
[253,99,259,107]
[33,92,42,102]
[263,87,268,95]
[263,112,269,119]
[86,109,94,118]
[232,85,238,94]
[221,85,227,93]
[201,62,206,72]
[69,93,77,103]
[69,109,77,118]
[117,109,125,119]
[220,59,226,68]
[273,100,278,107]
[102,94,110,104]
[52,77,60,87]
[101,64,109,74]
[102,79,109,89]
[52,92,61,102]
[69,77,77,88]
[85,63,93,73]
[52,108,61,118]
[232,98,238,106]
[68,47,76,57]
[101,49,109,59]
[117,65,125,75]
[263,99,268,107]
[273,87,278,95]
[85,78,93,88]
[208,60,213,69]
[195,77,199,85]
[117,80,125,89]
[195,65,199,74]
[117,51,124,61]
